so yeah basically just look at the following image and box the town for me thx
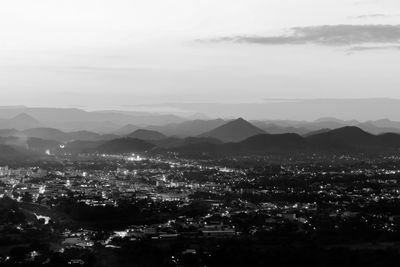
[2,152,400,266]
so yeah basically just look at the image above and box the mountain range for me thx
[5,108,400,160]
[4,106,400,136]
[0,107,185,132]
[52,125,400,155]
[0,128,118,142]
[3,124,400,159]
[171,126,400,156]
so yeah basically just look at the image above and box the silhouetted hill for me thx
[99,134,120,140]
[89,121,121,134]
[152,136,223,148]
[61,140,106,154]
[20,128,113,142]
[146,119,226,137]
[68,131,101,141]
[149,137,182,148]
[0,145,22,158]
[95,138,155,154]
[302,121,348,131]
[127,129,166,140]
[0,144,33,163]
[22,128,70,142]
[172,126,400,156]
[183,137,223,145]
[200,118,265,142]
[252,121,309,135]
[186,113,209,120]
[115,124,139,135]
[0,127,119,145]
[376,133,400,147]
[356,122,400,135]
[0,107,186,131]
[27,138,60,153]
[252,118,400,135]
[0,136,24,147]
[172,133,306,155]
[0,113,43,130]
[67,131,117,141]
[302,128,331,137]
[238,133,307,152]
[306,126,376,150]
[370,119,400,130]
[0,129,19,137]
[314,117,359,125]
[171,142,224,156]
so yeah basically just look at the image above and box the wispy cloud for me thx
[347,45,400,51]
[202,25,400,46]
[349,14,388,19]
[349,14,400,19]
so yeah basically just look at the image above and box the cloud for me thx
[347,45,400,51]
[204,25,400,46]
[349,14,400,19]
[349,14,388,19]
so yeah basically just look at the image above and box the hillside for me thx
[0,113,44,130]
[127,129,167,141]
[95,138,156,154]
[200,118,265,142]
[172,126,400,156]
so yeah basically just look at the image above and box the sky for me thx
[1,0,400,113]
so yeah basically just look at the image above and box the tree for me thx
[21,192,33,203]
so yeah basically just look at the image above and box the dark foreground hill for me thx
[95,138,156,154]
[151,137,223,148]
[11,126,400,157]
[127,129,166,141]
[0,144,34,163]
[172,133,308,155]
[172,126,400,156]
[61,140,108,154]
[62,136,222,154]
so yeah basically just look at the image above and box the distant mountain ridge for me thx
[0,127,118,142]
[5,108,400,158]
[115,124,140,135]
[0,113,44,130]
[252,121,309,135]
[3,125,400,157]
[200,118,266,142]
[0,107,186,132]
[127,129,166,140]
[145,119,226,137]
[2,106,400,136]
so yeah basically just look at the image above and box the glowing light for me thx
[39,185,46,194]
